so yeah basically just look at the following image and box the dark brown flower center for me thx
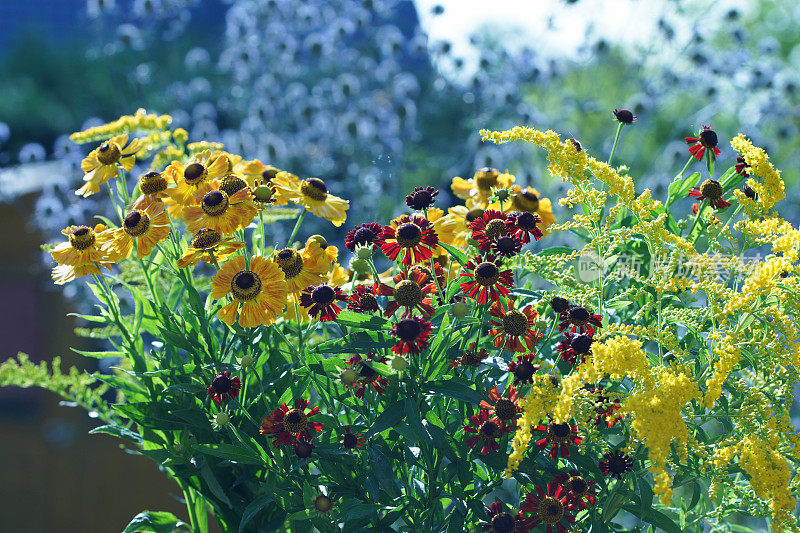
[275,248,304,278]
[184,162,206,185]
[548,422,572,440]
[231,270,262,301]
[495,236,519,255]
[219,174,248,196]
[539,497,564,523]
[96,141,122,165]
[407,189,434,210]
[614,108,635,124]
[139,171,168,195]
[567,476,588,496]
[69,226,95,250]
[396,318,422,341]
[202,190,229,216]
[513,359,535,381]
[191,228,222,249]
[515,211,538,229]
[480,420,499,437]
[210,374,232,394]
[394,280,424,307]
[301,178,328,201]
[396,222,423,247]
[283,408,307,433]
[311,284,336,305]
[502,310,529,336]
[569,306,591,325]
[491,512,515,533]
[699,128,718,149]
[465,208,485,223]
[261,166,280,181]
[359,364,377,380]
[571,334,593,354]
[342,432,358,449]
[462,348,483,366]
[475,167,500,190]
[293,440,314,458]
[494,398,517,421]
[475,262,500,286]
[356,292,379,312]
[484,219,507,240]
[123,210,150,237]
[700,179,723,200]
[353,227,377,246]
[513,190,540,213]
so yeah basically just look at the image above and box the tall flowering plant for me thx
[3,109,800,532]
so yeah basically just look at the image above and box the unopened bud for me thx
[391,355,407,371]
[451,301,469,319]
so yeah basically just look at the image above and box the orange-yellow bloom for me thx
[210,256,288,328]
[76,135,142,197]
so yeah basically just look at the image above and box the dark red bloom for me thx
[490,233,524,258]
[259,398,323,448]
[470,210,509,252]
[405,186,439,210]
[293,435,315,459]
[449,342,489,368]
[687,178,731,210]
[481,501,532,532]
[558,305,602,334]
[345,222,384,251]
[549,297,570,314]
[556,331,593,365]
[299,283,346,321]
[735,156,750,177]
[391,315,433,354]
[376,268,437,318]
[599,449,635,479]
[480,385,521,426]
[488,298,542,353]
[685,124,721,161]
[341,425,366,451]
[345,352,388,398]
[613,108,637,125]
[554,470,597,510]
[376,214,439,267]
[207,371,241,403]
[521,482,577,533]
[534,420,582,460]
[464,409,513,454]
[505,211,542,243]
[347,284,381,313]
[460,255,514,304]
[508,353,539,385]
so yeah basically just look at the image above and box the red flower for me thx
[464,409,513,454]
[460,255,514,304]
[505,211,543,244]
[488,299,542,353]
[405,186,439,210]
[345,222,383,251]
[376,268,437,318]
[480,385,521,426]
[341,425,366,451]
[599,449,635,479]
[556,331,593,365]
[508,353,540,385]
[259,398,323,448]
[554,470,597,510]
[347,284,381,313]
[345,352,388,398]
[687,178,731,210]
[481,501,532,532]
[612,108,637,125]
[376,214,439,266]
[735,156,750,177]
[558,305,602,334]
[534,420,582,460]
[207,371,241,403]
[391,315,433,354]
[685,124,721,161]
[470,210,509,252]
[299,283,346,321]
[292,435,315,459]
[490,233,524,258]
[521,482,577,533]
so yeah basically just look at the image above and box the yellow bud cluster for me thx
[505,374,559,477]
[70,108,172,143]
[730,134,785,215]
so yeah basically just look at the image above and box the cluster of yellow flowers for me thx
[69,109,173,144]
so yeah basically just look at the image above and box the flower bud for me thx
[451,301,469,319]
[309,235,328,249]
[214,412,230,427]
[350,256,369,274]
[495,189,510,202]
[239,354,254,368]
[340,368,358,387]
[356,245,373,260]
[391,355,407,371]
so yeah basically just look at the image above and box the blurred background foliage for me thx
[0,0,798,529]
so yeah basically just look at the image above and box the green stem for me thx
[286,208,306,247]
[685,200,706,240]
[607,122,624,167]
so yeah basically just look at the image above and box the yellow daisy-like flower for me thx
[130,170,175,210]
[76,134,142,197]
[210,256,288,328]
[490,185,555,229]
[272,173,349,226]
[177,229,245,269]
[110,202,172,259]
[165,150,230,206]
[273,237,334,293]
[217,174,259,223]
[427,207,463,256]
[50,224,120,284]
[181,181,254,236]
[447,205,488,247]
[450,168,515,209]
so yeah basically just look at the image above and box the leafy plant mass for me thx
[3,108,799,532]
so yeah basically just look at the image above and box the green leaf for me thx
[238,494,274,532]
[89,424,143,443]
[423,379,484,404]
[197,444,264,465]
[335,310,390,330]
[367,401,406,438]
[538,246,575,257]
[200,464,232,507]
[666,172,700,207]
[122,511,188,532]
[71,348,123,359]
[622,505,682,533]
[439,242,468,266]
